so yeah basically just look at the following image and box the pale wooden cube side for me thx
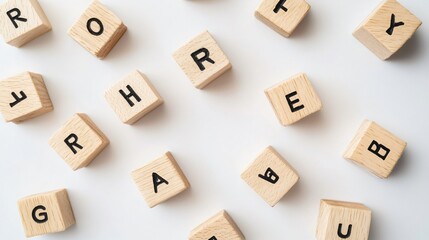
[189,210,245,240]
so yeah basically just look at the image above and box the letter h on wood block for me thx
[189,210,245,240]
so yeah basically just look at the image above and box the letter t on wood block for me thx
[189,210,245,240]
[343,120,406,178]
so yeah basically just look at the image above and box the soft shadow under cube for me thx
[189,210,245,240]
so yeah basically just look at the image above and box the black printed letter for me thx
[273,0,288,13]
[386,14,404,35]
[368,140,390,160]
[258,167,279,184]
[6,8,27,28]
[209,237,218,240]
[191,48,215,71]
[32,205,48,223]
[64,133,83,154]
[285,91,304,112]
[152,172,169,193]
[337,224,352,238]
[9,91,27,107]
[87,18,104,36]
[119,85,141,107]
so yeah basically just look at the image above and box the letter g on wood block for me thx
[189,210,245,240]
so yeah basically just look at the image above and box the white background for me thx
[0,0,428,239]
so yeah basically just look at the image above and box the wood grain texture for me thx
[189,210,245,240]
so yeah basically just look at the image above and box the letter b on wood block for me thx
[189,210,245,240]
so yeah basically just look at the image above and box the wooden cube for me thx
[49,113,109,170]
[131,152,190,208]
[68,0,127,59]
[0,0,51,47]
[105,70,163,124]
[316,200,371,240]
[0,72,53,123]
[18,189,75,238]
[255,0,310,37]
[265,73,322,126]
[189,210,245,240]
[241,146,299,207]
[173,31,232,89]
[353,0,422,60]
[343,120,406,178]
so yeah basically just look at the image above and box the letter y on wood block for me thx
[189,210,245,240]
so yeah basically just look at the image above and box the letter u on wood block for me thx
[343,120,406,178]
[316,200,371,240]
[49,113,109,170]
[18,189,75,238]
[189,210,245,240]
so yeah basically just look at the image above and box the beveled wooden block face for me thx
[189,210,245,240]
[173,31,231,89]
[0,72,53,123]
[131,152,190,208]
[18,189,75,238]
[49,113,109,170]
[344,120,406,178]
[241,146,299,207]
[255,0,310,37]
[265,73,322,126]
[316,200,371,240]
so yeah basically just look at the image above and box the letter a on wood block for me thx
[68,0,127,59]
[353,0,422,60]
[18,189,75,238]
[316,200,371,240]
[49,113,109,170]
[0,0,51,47]
[131,152,190,208]
[189,210,245,240]
[173,31,232,89]
[105,70,163,124]
[0,72,53,123]
[241,146,299,207]
[343,120,406,178]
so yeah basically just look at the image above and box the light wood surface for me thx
[189,210,245,240]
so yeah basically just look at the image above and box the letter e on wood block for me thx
[353,0,422,60]
[189,210,245,240]
[241,146,299,207]
[68,0,127,59]
[0,72,53,123]
[49,113,109,170]
[343,120,406,178]
[173,31,232,89]
[18,189,75,238]
[316,200,371,240]
[131,152,190,208]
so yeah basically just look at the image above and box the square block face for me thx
[189,210,245,240]
[173,31,232,89]
[353,0,422,60]
[105,70,163,124]
[49,113,109,170]
[241,146,299,207]
[265,73,322,125]
[344,120,406,178]
[255,0,310,37]
[18,189,75,238]
[0,72,53,123]
[68,0,127,59]
[316,200,371,240]
[0,0,51,47]
[131,152,190,208]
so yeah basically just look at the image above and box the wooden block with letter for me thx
[241,146,299,207]
[343,120,406,178]
[105,70,163,124]
[68,0,127,59]
[49,113,109,170]
[0,0,51,47]
[255,0,310,37]
[353,0,422,60]
[316,199,371,240]
[131,152,190,208]
[0,71,53,123]
[18,189,75,238]
[189,210,245,240]
[265,73,322,126]
[173,31,231,89]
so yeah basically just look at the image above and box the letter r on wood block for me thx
[189,210,245,240]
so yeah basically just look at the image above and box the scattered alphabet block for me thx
[241,146,299,206]
[189,210,245,240]
[353,0,422,60]
[316,199,371,240]
[18,189,75,238]
[105,70,163,124]
[343,120,406,178]
[68,0,127,59]
[0,71,53,123]
[173,31,232,89]
[49,113,109,170]
[0,0,51,47]
[265,73,322,126]
[255,0,310,37]
[131,152,190,208]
